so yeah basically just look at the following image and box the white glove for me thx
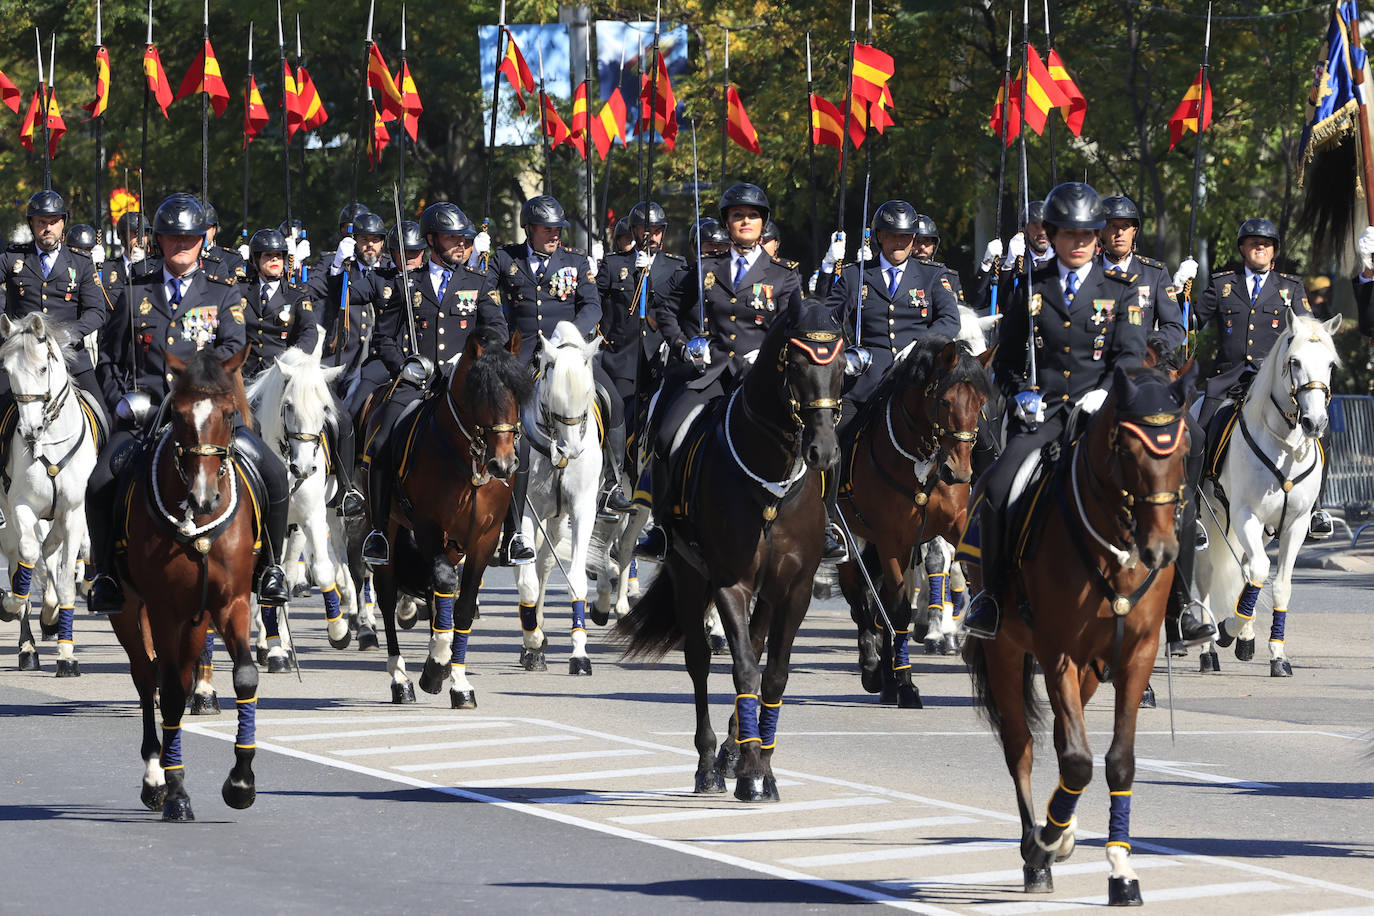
[591,240,604,262]
[820,230,845,273]
[1172,257,1198,290]
[130,245,146,263]
[472,231,492,256]
[981,238,1003,268]
[634,249,653,269]
[332,236,357,271]
[292,238,312,263]
[808,270,819,294]
[1078,388,1108,414]
[1359,226,1374,271]
[1012,390,1045,427]
[588,253,600,279]
[90,243,105,266]
[860,240,873,262]
[236,243,250,262]
[1002,232,1025,268]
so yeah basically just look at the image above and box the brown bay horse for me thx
[108,346,261,821]
[836,336,993,707]
[962,363,1190,904]
[616,301,845,802]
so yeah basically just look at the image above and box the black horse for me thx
[616,300,845,801]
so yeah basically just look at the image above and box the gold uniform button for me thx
[166,373,174,382]
[1062,369,1071,378]
[167,337,175,345]
[1249,323,1254,330]
[728,350,736,357]
[1062,345,1071,353]
[41,307,47,313]
[1061,394,1070,401]
[1063,320,1071,328]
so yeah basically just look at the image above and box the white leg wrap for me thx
[1106,844,1137,881]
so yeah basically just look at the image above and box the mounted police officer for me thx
[359,203,508,565]
[1185,218,1331,539]
[690,217,731,261]
[0,190,107,397]
[489,194,629,565]
[323,202,372,265]
[200,202,246,281]
[102,211,153,303]
[971,199,1053,315]
[238,228,322,377]
[354,218,427,409]
[611,216,634,254]
[910,213,966,304]
[278,218,312,278]
[85,193,292,613]
[309,209,389,403]
[65,223,99,259]
[962,183,1148,639]
[637,182,804,559]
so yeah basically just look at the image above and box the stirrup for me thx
[361,530,390,566]
[258,565,290,607]
[597,484,634,519]
[1307,509,1334,541]
[822,522,849,563]
[1194,518,1209,550]
[502,534,535,566]
[962,591,1001,639]
[88,574,125,615]
[340,489,366,519]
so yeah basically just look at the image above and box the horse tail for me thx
[612,572,683,661]
[962,639,1045,740]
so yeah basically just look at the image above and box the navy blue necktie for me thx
[1064,271,1078,306]
[1251,275,1262,305]
[887,267,900,297]
[734,256,748,291]
[439,268,452,298]
[169,278,182,307]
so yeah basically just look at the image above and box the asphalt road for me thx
[2,561,1372,914]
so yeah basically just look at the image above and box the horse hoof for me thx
[54,658,80,678]
[941,635,961,656]
[450,689,477,709]
[356,627,379,651]
[398,611,417,630]
[923,637,941,655]
[221,777,256,810]
[568,656,592,676]
[897,684,923,709]
[328,628,352,650]
[256,646,269,666]
[1235,638,1255,662]
[266,655,290,674]
[1270,658,1293,677]
[140,781,167,811]
[190,692,221,716]
[161,797,195,822]
[760,775,780,801]
[291,582,312,598]
[390,681,417,704]
[714,744,739,779]
[1107,876,1143,906]
[694,769,726,794]
[519,648,547,672]
[1139,685,1156,709]
[1213,624,1234,649]
[17,651,39,671]
[1023,865,1054,894]
[418,658,447,694]
[709,633,729,655]
[1199,651,1221,673]
[40,621,59,641]
[589,604,610,627]
[733,775,776,803]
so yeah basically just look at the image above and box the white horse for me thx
[1195,310,1341,677]
[246,340,358,670]
[517,322,602,674]
[0,314,99,676]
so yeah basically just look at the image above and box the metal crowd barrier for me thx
[1326,395,1374,546]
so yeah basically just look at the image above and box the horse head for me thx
[0,313,74,450]
[927,339,993,486]
[534,322,599,468]
[273,346,342,482]
[1275,309,1341,439]
[454,328,530,482]
[1095,364,1192,571]
[165,346,247,516]
[775,301,845,469]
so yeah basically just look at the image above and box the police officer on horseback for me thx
[102,211,153,303]
[962,182,1148,639]
[239,228,322,377]
[200,202,246,281]
[86,194,293,613]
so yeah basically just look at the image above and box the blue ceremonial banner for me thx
[1298,0,1366,173]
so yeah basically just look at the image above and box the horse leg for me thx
[189,626,220,715]
[356,561,380,651]
[374,566,414,704]
[1215,511,1267,663]
[448,547,489,710]
[16,605,38,671]
[1025,663,1094,891]
[419,546,459,695]
[566,501,594,676]
[47,526,81,678]
[753,579,812,802]
[665,563,720,794]
[308,519,351,650]
[156,623,204,822]
[109,606,165,810]
[947,558,968,653]
[3,505,40,624]
[283,525,307,596]
[704,603,728,655]
[216,597,258,810]
[515,540,549,672]
[717,582,770,802]
[1267,520,1304,678]
[883,551,922,709]
[1100,635,1158,906]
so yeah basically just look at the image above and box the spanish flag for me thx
[297,65,329,132]
[1168,66,1212,151]
[1018,46,1069,135]
[568,80,589,158]
[869,83,895,135]
[174,39,231,117]
[367,43,405,120]
[243,75,269,149]
[1046,49,1086,137]
[144,45,173,118]
[367,100,390,170]
[725,85,760,155]
[637,51,678,150]
[82,47,110,119]
[497,29,535,113]
[19,85,65,157]
[851,43,894,105]
[591,88,627,160]
[848,91,869,150]
[0,69,18,115]
[541,91,571,149]
[809,92,843,150]
[394,61,421,141]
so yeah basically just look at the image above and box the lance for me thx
[351,0,376,209]
[1352,8,1374,226]
[242,21,254,250]
[1182,3,1212,340]
[296,16,309,180]
[94,0,106,232]
[392,184,419,363]
[598,38,629,244]
[200,0,209,206]
[141,0,152,197]
[836,0,857,231]
[644,1,662,205]
[396,6,407,196]
[1042,0,1057,186]
[130,166,148,392]
[583,20,596,251]
[35,31,50,191]
[719,27,729,190]
[991,10,1013,318]
[537,36,552,192]
[805,32,821,268]
[859,0,873,252]
[690,115,705,337]
[481,0,506,247]
[635,33,645,192]
[47,34,56,191]
[1019,0,1037,395]
[278,0,295,276]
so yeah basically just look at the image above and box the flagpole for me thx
[278,1,293,243]
[719,27,729,190]
[805,32,820,268]
[635,34,646,193]
[837,0,857,231]
[243,21,254,248]
[991,9,1012,317]
[583,22,596,250]
[483,0,506,227]
[1019,0,1037,395]
[391,8,404,198]
[600,38,629,243]
[645,0,661,206]
[1186,2,1212,260]
[1351,7,1374,225]
[860,0,873,254]
[1042,0,1057,186]
[141,0,152,202]
[296,16,308,183]
[37,30,50,191]
[201,0,209,206]
[94,0,106,232]
[537,37,552,193]
[351,0,375,208]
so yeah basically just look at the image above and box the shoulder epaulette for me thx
[1279,271,1303,284]
[1030,259,1058,281]
[1102,267,1138,284]
[773,256,800,270]
[69,248,92,261]
[463,263,483,274]
[133,265,161,282]
[564,246,587,257]
[661,252,686,262]
[208,273,237,286]
[917,256,948,269]
[1135,254,1164,270]
[5,243,27,254]
[1212,269,1240,281]
[200,249,223,262]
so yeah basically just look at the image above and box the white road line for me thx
[1276,908,1374,916]
[650,729,1365,739]
[877,857,1180,890]
[272,721,518,742]
[527,779,806,804]
[612,795,886,826]
[782,840,1018,869]
[190,714,505,727]
[1097,755,1278,790]
[465,764,695,789]
[971,880,1289,914]
[394,747,651,773]
[334,734,577,758]
[702,814,979,844]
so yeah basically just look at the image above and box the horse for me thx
[364,328,529,706]
[106,346,261,821]
[246,339,360,670]
[0,315,100,676]
[616,300,845,801]
[835,336,993,707]
[962,363,1190,903]
[1195,311,1341,677]
[514,322,603,675]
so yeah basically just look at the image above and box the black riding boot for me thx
[499,439,534,566]
[1309,431,1334,538]
[234,428,290,606]
[963,500,1005,639]
[327,412,365,517]
[85,430,139,614]
[361,441,393,566]
[1167,423,1215,652]
[598,418,633,519]
[821,467,849,563]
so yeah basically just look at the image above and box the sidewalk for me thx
[1294,529,1374,572]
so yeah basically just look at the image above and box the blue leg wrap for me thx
[322,585,342,622]
[759,700,781,750]
[735,694,761,744]
[160,724,183,769]
[432,593,455,633]
[262,606,280,639]
[628,558,638,580]
[363,579,372,603]
[452,627,471,668]
[927,572,946,613]
[519,603,538,633]
[1046,779,1083,829]
[571,599,586,633]
[1107,790,1132,850]
[1235,582,1261,620]
[1270,608,1287,643]
[892,629,911,670]
[10,561,33,599]
[57,606,75,643]
[235,697,257,748]
[951,584,966,620]
[203,629,215,659]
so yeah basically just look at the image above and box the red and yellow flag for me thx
[568,80,589,158]
[19,85,65,157]
[82,47,110,119]
[143,45,173,118]
[591,88,627,160]
[637,51,678,150]
[848,91,870,150]
[367,43,405,119]
[497,29,535,112]
[394,61,421,141]
[174,39,231,117]
[725,85,760,155]
[297,65,329,132]
[367,101,390,170]
[989,77,1017,144]
[851,43,895,105]
[809,92,843,150]
[109,188,140,225]
[540,91,571,149]
[1046,49,1086,137]
[0,69,18,115]
[869,83,895,135]
[283,60,304,137]
[1018,46,1069,135]
[243,75,269,149]
[1168,66,1213,151]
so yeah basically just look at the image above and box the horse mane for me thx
[871,336,994,405]
[246,349,338,444]
[0,317,78,370]
[464,341,534,416]
[1250,313,1341,409]
[175,348,234,400]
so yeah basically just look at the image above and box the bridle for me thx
[445,384,520,486]
[11,334,74,448]
[1270,332,1332,431]
[531,340,591,468]
[887,374,980,485]
[171,397,233,487]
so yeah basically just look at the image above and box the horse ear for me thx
[311,333,324,360]
[976,344,997,368]
[1286,305,1298,329]
[0,315,14,339]
[585,333,604,357]
[978,314,1001,332]
[1169,362,1194,404]
[1324,312,1344,335]
[322,364,345,383]
[1171,356,1196,385]
[165,350,188,379]
[936,339,960,373]
[507,329,522,355]
[221,344,249,376]
[25,312,45,337]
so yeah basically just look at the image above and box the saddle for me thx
[1204,399,1241,484]
[665,401,719,522]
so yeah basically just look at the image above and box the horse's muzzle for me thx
[488,454,518,479]
[939,456,973,486]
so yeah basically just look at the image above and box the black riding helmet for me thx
[387,220,426,253]
[65,223,98,249]
[718,183,770,223]
[338,202,371,228]
[117,211,149,240]
[1019,199,1046,226]
[27,189,67,220]
[154,193,208,235]
[690,217,730,250]
[629,200,668,227]
[203,201,220,227]
[520,195,569,228]
[1236,217,1280,246]
[761,220,780,243]
[352,211,387,238]
[913,213,939,240]
[871,200,919,234]
[278,218,305,238]
[1101,195,1141,225]
[249,228,289,255]
[420,201,477,238]
[1041,182,1105,232]
[613,216,632,244]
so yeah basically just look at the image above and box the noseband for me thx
[11,336,73,445]
[446,385,520,486]
[1080,409,1187,565]
[1272,341,1332,429]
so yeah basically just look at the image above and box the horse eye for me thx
[38,366,47,375]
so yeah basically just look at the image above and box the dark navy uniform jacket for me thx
[827,256,962,403]
[201,242,246,282]
[0,243,106,375]
[993,257,1148,419]
[489,243,601,362]
[1194,268,1311,400]
[655,247,804,392]
[1100,252,1186,352]
[307,266,387,376]
[237,276,323,377]
[595,249,685,385]
[96,266,246,407]
[375,260,507,372]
